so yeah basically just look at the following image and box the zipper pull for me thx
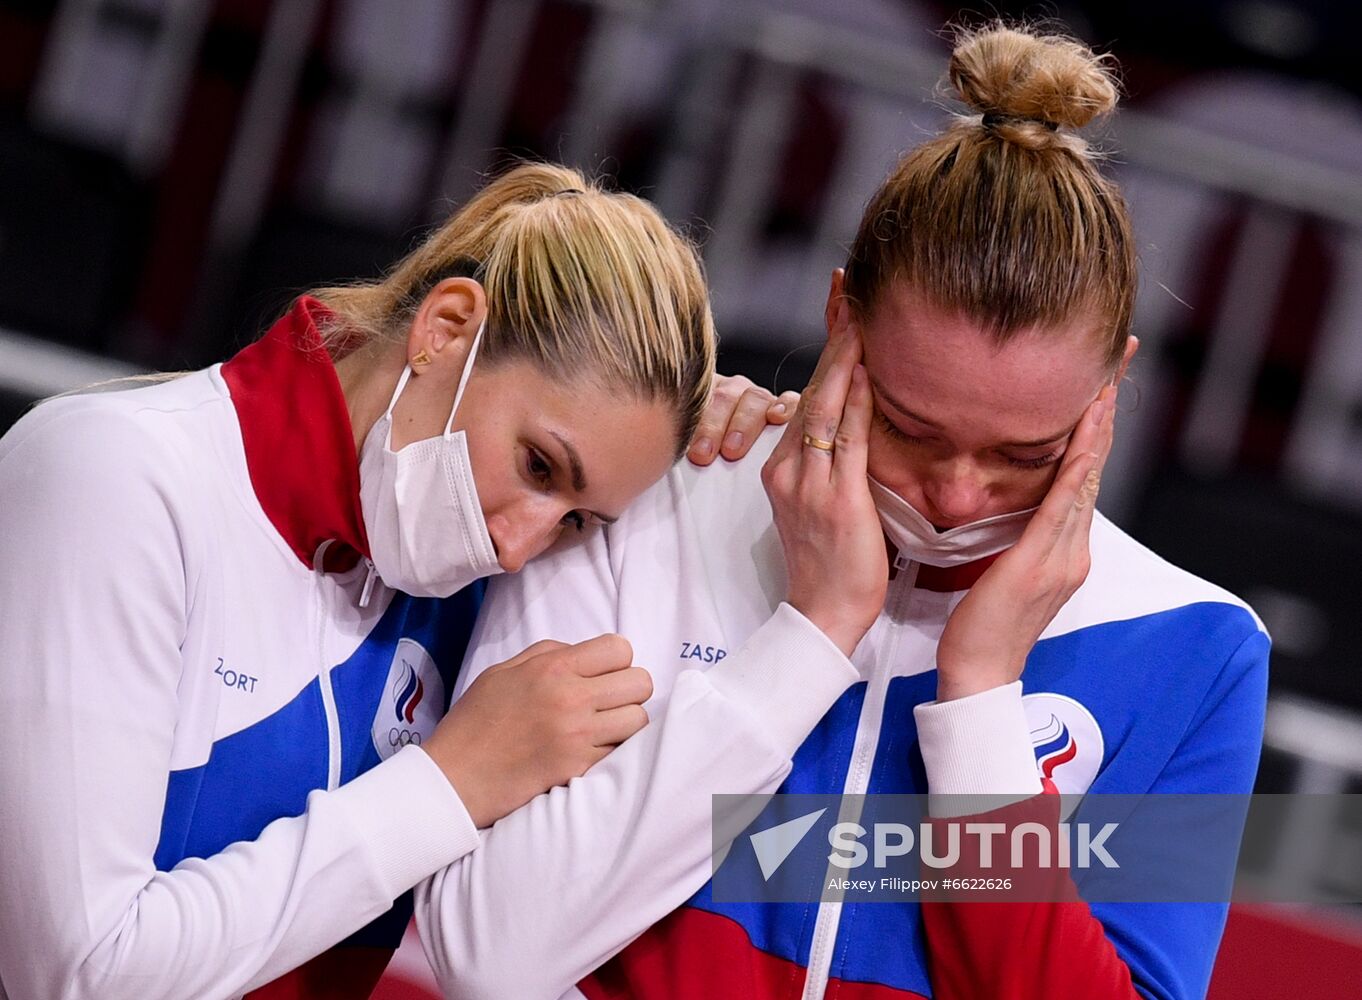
[359,559,378,608]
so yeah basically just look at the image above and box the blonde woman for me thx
[435,26,1270,1000]
[0,164,835,1000]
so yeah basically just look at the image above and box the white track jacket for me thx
[0,300,858,1000]
[432,427,1269,1000]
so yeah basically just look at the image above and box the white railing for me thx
[0,326,137,399]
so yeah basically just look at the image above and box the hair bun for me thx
[948,25,1118,135]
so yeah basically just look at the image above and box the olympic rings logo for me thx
[389,727,423,748]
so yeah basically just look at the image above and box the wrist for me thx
[795,605,869,658]
[432,752,495,829]
[934,663,1022,702]
[936,678,998,702]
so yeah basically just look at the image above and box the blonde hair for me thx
[311,162,716,457]
[843,23,1135,369]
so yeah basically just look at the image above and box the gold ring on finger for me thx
[802,433,836,453]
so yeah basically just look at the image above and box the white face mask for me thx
[358,322,503,598]
[867,475,1037,568]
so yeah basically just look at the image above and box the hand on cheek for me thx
[932,384,1117,701]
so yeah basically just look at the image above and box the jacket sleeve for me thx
[913,628,1270,1000]
[0,404,480,1000]
[414,496,860,1000]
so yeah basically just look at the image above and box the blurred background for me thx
[1,0,1359,995]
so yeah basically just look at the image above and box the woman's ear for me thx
[824,268,848,340]
[1113,334,1140,385]
[407,278,488,372]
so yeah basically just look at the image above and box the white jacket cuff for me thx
[332,745,480,895]
[706,602,859,754]
[913,680,1042,818]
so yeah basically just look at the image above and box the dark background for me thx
[2,0,1361,965]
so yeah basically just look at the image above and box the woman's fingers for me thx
[1038,446,1100,547]
[689,373,757,465]
[1059,384,1117,567]
[691,378,802,467]
[805,331,862,438]
[560,633,635,678]
[482,638,569,674]
[762,324,886,658]
[831,364,872,487]
[588,665,654,711]
[1051,384,1116,535]
[718,385,787,460]
[768,327,857,467]
[1016,386,1112,550]
[933,384,1121,702]
[798,330,862,484]
[803,321,856,399]
[592,703,650,747]
[770,390,801,422]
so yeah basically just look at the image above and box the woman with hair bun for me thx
[435,24,1269,1000]
[0,162,814,1000]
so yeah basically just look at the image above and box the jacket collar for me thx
[221,296,369,572]
[914,554,1001,592]
[888,538,1002,592]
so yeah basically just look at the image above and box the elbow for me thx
[5,916,200,1000]
[419,926,558,1000]
[1,949,116,1000]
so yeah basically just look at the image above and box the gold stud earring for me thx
[411,349,431,368]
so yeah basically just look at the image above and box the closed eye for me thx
[877,410,1060,470]
[1003,451,1061,470]
[874,409,926,444]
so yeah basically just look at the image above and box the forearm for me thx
[416,604,858,1000]
[0,747,477,1000]
[917,788,1141,1000]
[913,683,1140,999]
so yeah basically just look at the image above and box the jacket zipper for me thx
[800,559,919,1000]
[313,540,343,791]
[359,557,378,608]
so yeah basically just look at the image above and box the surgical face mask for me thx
[867,475,1037,568]
[358,322,502,599]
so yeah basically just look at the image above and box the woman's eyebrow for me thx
[548,431,619,524]
[867,373,940,427]
[869,374,1076,448]
[549,431,588,492]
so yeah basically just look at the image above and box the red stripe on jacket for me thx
[918,780,1140,999]
[579,907,928,1000]
[220,296,370,572]
[223,298,395,998]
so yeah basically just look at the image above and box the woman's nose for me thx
[922,460,989,525]
[485,502,566,573]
